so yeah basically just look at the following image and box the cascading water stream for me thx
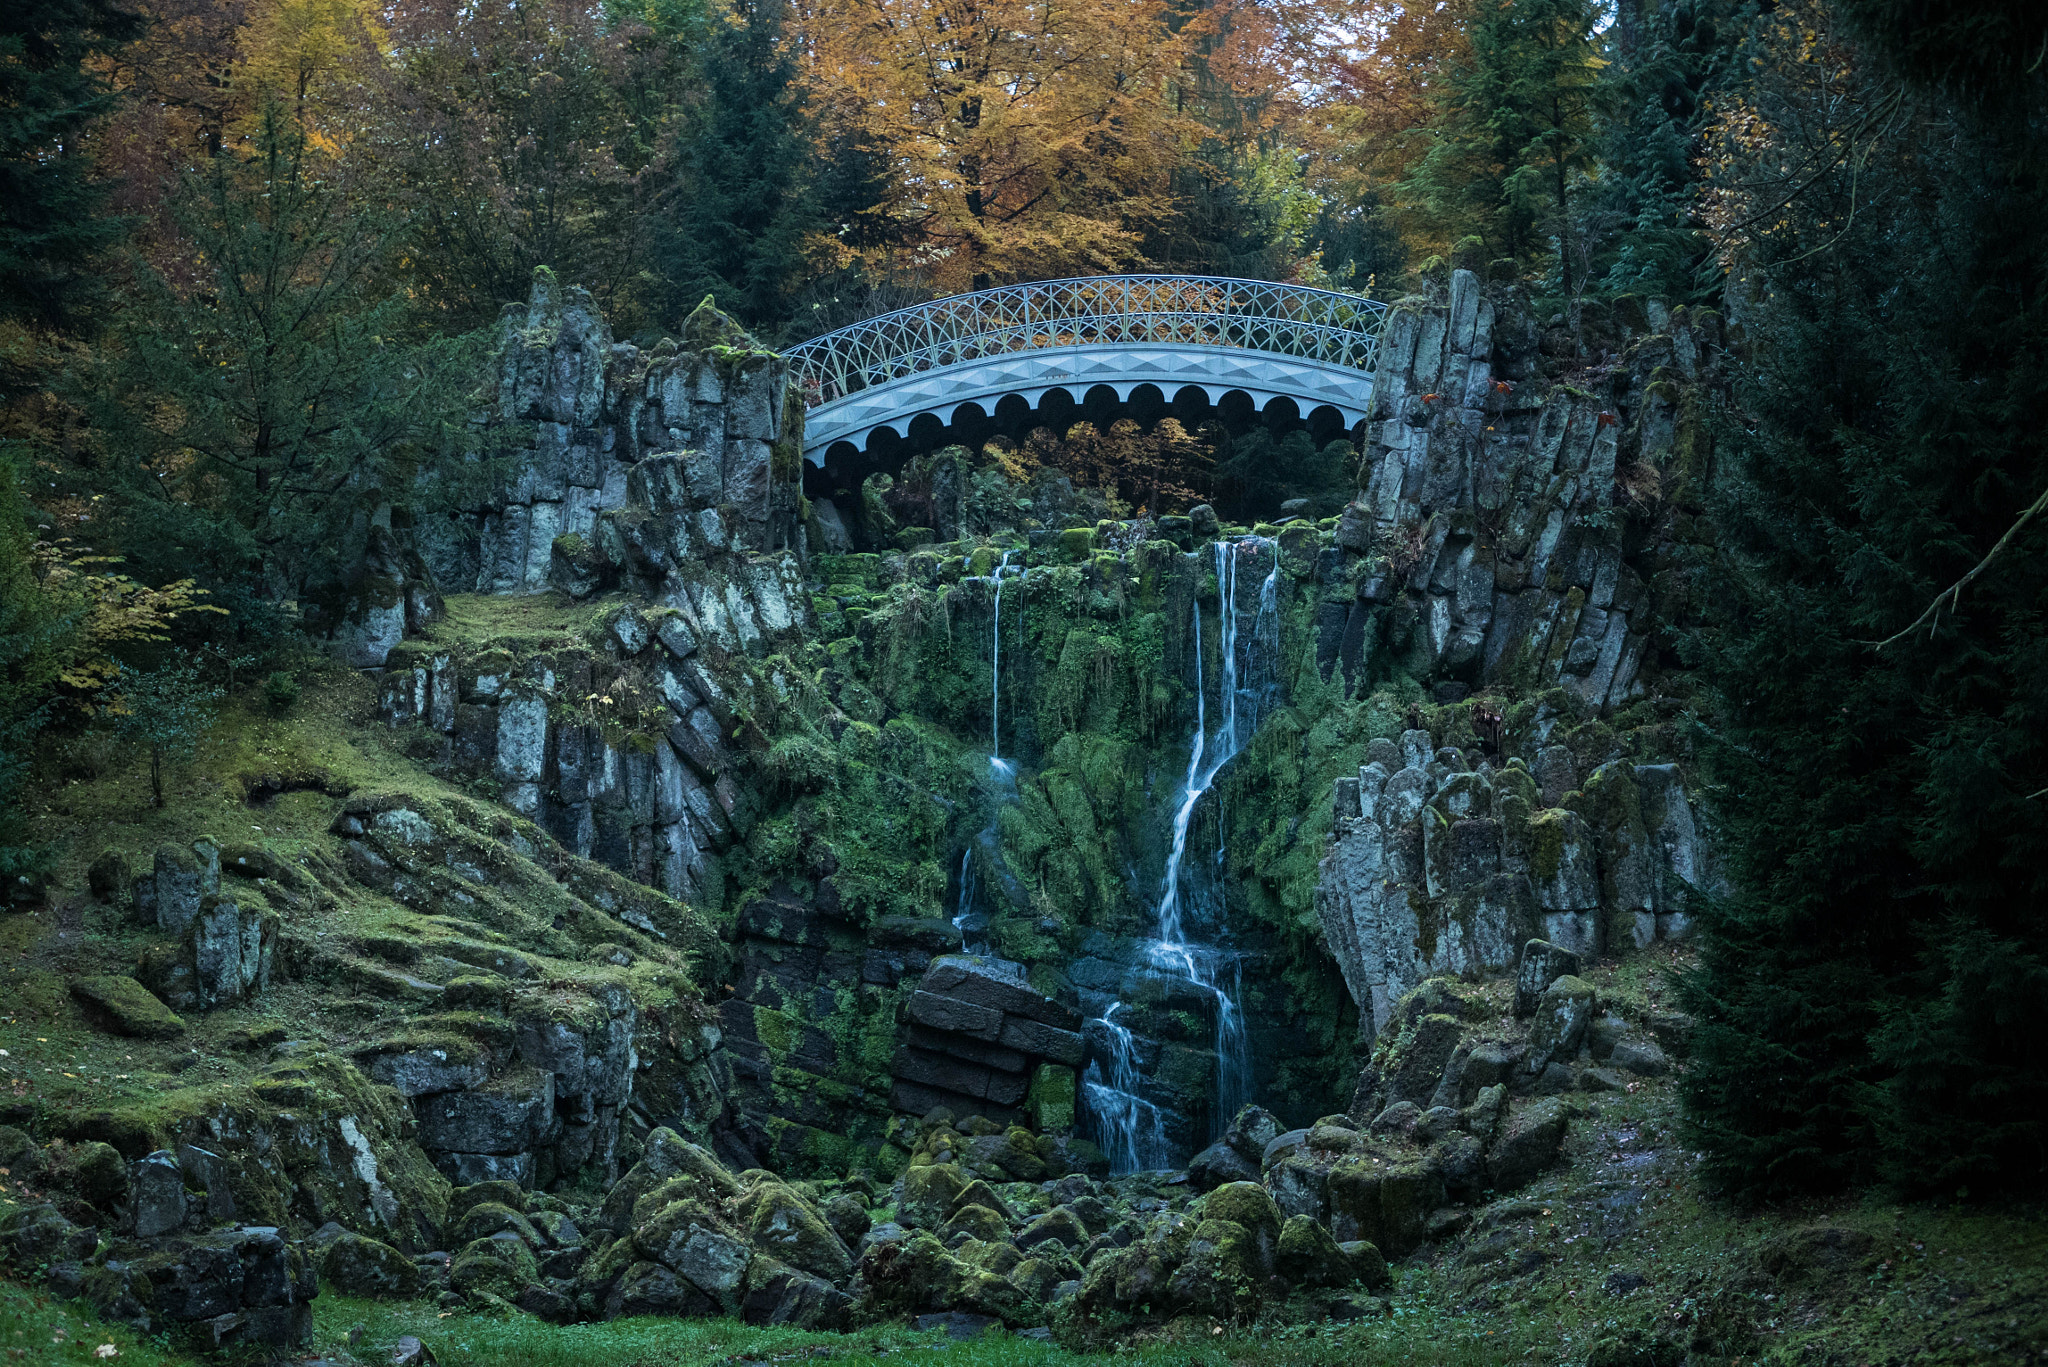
[954,549,1024,953]
[1084,536,1280,1171]
[1079,1003,1169,1175]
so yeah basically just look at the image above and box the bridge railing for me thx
[782,275,1390,408]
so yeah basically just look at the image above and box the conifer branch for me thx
[1866,482,2048,649]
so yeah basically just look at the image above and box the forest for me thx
[0,0,2044,1363]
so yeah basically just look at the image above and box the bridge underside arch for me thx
[801,344,1374,486]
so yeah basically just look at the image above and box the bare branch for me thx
[1865,481,2048,649]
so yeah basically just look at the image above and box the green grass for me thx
[0,1278,194,1367]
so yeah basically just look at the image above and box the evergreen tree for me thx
[1680,5,2048,1198]
[0,0,144,336]
[1395,0,1600,289]
[92,104,483,598]
[1582,1,1746,300]
[654,0,817,336]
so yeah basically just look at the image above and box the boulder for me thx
[1166,1218,1267,1315]
[1224,1105,1284,1160]
[940,1204,1012,1246]
[1276,1214,1354,1288]
[1608,1038,1670,1077]
[856,1229,1032,1324]
[449,1235,541,1300]
[1525,975,1596,1074]
[129,1150,186,1237]
[1186,1139,1258,1191]
[899,1162,969,1229]
[1327,1151,1443,1257]
[822,1193,870,1248]
[1015,1207,1087,1253]
[416,1067,554,1157]
[1514,939,1583,1016]
[321,1232,420,1298]
[742,1256,852,1329]
[69,975,185,1039]
[1487,1097,1569,1189]
[0,1204,98,1268]
[735,1181,852,1283]
[1337,1239,1392,1291]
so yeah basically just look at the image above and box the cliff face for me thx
[358,267,1726,1169]
[1309,270,1726,1035]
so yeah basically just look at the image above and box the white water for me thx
[1085,537,1279,1171]
[1079,1004,1170,1175]
[990,549,1021,766]
[955,550,1024,954]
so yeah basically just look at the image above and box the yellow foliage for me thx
[32,543,227,695]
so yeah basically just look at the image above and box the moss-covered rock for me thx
[735,1179,853,1284]
[320,1231,421,1298]
[1276,1213,1354,1288]
[450,1234,541,1300]
[68,976,185,1039]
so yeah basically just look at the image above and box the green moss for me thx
[1528,808,1571,883]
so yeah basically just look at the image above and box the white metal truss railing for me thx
[782,275,1390,408]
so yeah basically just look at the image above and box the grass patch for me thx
[0,1277,193,1367]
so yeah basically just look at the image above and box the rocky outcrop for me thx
[419,276,804,599]
[1322,271,1719,706]
[1316,731,1717,1035]
[890,955,1085,1126]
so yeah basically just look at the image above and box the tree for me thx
[112,654,222,806]
[0,455,81,876]
[1680,0,2048,1198]
[375,0,648,326]
[795,0,1198,290]
[0,0,145,336]
[651,0,818,335]
[93,103,483,596]
[1394,0,1600,289]
[1580,1,1745,301]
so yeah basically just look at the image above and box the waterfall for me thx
[1083,536,1280,1171]
[990,549,1021,774]
[1080,1004,1169,1174]
[953,550,1024,957]
[951,848,987,954]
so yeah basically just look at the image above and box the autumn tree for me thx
[796,0,1198,290]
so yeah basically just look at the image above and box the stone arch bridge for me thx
[783,275,1389,477]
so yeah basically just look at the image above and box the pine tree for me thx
[653,0,817,336]
[0,0,144,335]
[92,103,483,598]
[1680,3,2048,1198]
[1395,0,1600,288]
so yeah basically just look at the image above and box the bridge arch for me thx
[783,275,1390,474]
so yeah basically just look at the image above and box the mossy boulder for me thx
[1166,1218,1267,1315]
[939,1203,1013,1246]
[900,1161,969,1229]
[450,1234,541,1300]
[451,1201,541,1250]
[1277,1213,1354,1288]
[320,1231,420,1298]
[735,1180,853,1284]
[1338,1238,1392,1290]
[1327,1149,1445,1256]
[1203,1181,1282,1266]
[69,975,185,1039]
[855,1229,1032,1324]
[40,1140,128,1216]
